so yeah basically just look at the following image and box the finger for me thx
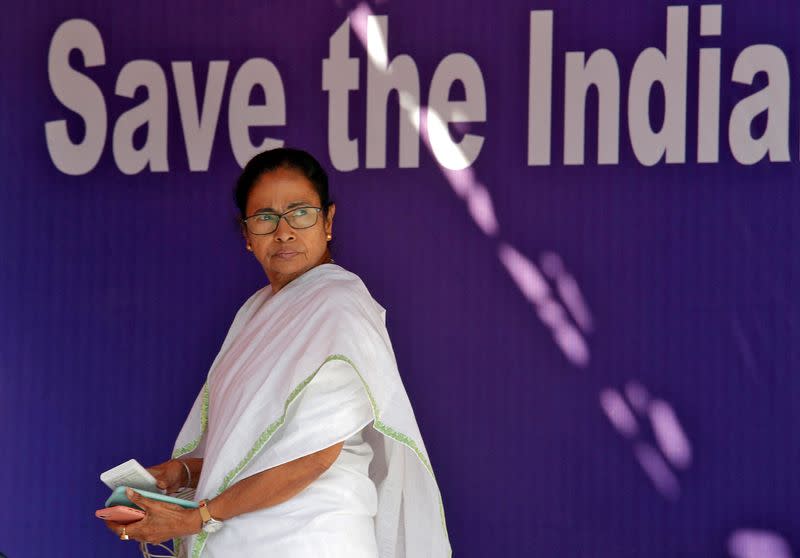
[128,488,186,514]
[147,459,172,473]
[126,487,154,511]
[123,520,142,540]
[146,466,170,490]
[104,520,130,539]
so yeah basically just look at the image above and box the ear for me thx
[241,222,252,251]
[324,203,336,235]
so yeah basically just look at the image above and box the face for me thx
[243,166,335,292]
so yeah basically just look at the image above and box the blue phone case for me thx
[105,486,199,510]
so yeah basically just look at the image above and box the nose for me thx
[273,216,296,242]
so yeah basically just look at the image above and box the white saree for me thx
[170,263,451,558]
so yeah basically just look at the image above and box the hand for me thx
[147,459,187,493]
[104,488,201,545]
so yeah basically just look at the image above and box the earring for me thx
[326,234,332,240]
[246,243,253,251]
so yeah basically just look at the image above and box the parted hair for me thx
[234,147,333,220]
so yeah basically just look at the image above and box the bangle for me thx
[178,459,192,489]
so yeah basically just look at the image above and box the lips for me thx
[273,250,299,259]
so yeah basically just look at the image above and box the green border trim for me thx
[172,382,209,459]
[189,354,451,558]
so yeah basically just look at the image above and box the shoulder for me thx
[319,264,370,296]
[313,265,386,320]
[321,265,376,303]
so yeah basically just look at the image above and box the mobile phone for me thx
[105,486,199,510]
[95,505,146,524]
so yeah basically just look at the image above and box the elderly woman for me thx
[104,148,450,558]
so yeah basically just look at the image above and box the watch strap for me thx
[198,499,213,523]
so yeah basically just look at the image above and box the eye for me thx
[291,208,309,217]
[255,213,278,222]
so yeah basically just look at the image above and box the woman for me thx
[104,148,451,558]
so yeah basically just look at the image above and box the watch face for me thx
[202,518,224,534]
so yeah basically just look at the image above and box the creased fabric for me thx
[171,263,451,558]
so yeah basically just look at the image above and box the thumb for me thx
[126,488,150,510]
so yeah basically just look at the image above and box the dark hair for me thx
[234,147,333,220]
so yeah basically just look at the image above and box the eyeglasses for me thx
[242,206,323,235]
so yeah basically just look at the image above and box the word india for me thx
[45,6,792,175]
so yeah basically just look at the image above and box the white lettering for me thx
[112,60,169,175]
[323,19,360,172]
[228,58,286,168]
[563,49,620,165]
[365,15,420,169]
[528,10,553,166]
[45,19,107,176]
[172,61,229,172]
[628,6,688,166]
[427,53,486,170]
[728,45,790,165]
[697,5,722,163]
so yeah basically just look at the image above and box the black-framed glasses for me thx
[242,206,322,235]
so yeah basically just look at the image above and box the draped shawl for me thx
[170,263,451,558]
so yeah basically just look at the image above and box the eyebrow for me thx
[253,201,312,213]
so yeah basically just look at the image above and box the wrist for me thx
[177,459,192,488]
[182,507,203,535]
[198,498,225,533]
[206,498,219,520]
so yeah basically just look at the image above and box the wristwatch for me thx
[198,500,224,533]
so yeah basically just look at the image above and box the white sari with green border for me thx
[170,263,451,558]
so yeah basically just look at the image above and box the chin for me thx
[269,257,308,274]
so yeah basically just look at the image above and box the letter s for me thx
[45,19,107,175]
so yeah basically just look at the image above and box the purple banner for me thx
[2,1,799,556]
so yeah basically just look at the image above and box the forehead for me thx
[246,167,320,212]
